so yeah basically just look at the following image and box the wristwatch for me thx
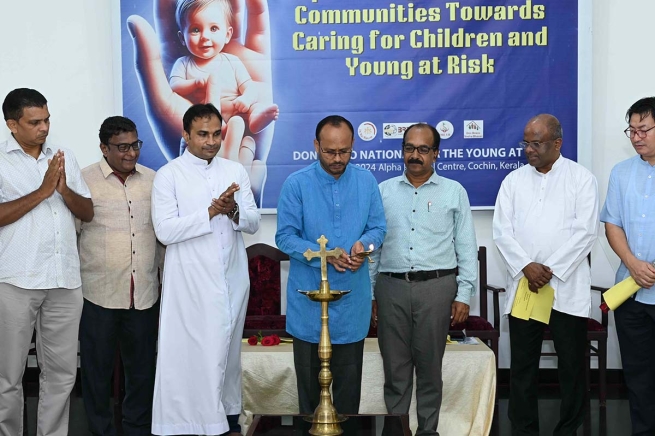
[227,203,239,220]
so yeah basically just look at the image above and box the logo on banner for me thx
[464,120,484,139]
[436,121,454,139]
[383,123,417,139]
[358,122,377,141]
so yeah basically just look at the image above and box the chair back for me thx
[244,243,290,338]
[246,243,289,316]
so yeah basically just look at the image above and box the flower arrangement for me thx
[248,331,281,346]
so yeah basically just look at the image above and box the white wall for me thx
[1,0,650,369]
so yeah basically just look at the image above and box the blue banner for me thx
[120,0,578,209]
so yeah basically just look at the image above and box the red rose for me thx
[261,336,275,346]
[270,334,281,345]
[248,335,258,346]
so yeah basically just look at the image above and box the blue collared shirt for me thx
[601,155,655,304]
[370,171,478,305]
[276,162,386,344]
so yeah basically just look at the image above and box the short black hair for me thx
[627,97,655,124]
[99,116,137,145]
[315,115,354,142]
[183,103,223,134]
[402,123,440,150]
[2,88,48,121]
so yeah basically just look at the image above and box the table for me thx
[245,414,411,435]
[241,338,496,435]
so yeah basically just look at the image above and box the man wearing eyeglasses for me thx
[493,114,599,435]
[601,97,655,435]
[369,123,477,435]
[78,116,164,435]
[276,115,386,424]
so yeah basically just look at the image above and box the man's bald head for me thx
[522,114,562,173]
[526,114,563,141]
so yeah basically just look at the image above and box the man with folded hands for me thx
[493,114,598,435]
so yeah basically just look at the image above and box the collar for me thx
[313,160,350,182]
[400,169,440,187]
[100,157,138,179]
[637,155,655,167]
[182,148,216,167]
[531,153,564,175]
[7,134,53,155]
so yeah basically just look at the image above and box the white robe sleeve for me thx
[545,171,599,282]
[492,176,533,278]
[231,164,260,235]
[151,168,213,245]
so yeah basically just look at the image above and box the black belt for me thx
[383,268,457,283]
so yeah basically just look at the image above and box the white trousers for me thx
[0,282,82,436]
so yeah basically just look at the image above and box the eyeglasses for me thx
[624,126,655,139]
[518,140,554,150]
[107,140,143,152]
[319,145,352,157]
[402,144,435,155]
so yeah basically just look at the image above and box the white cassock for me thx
[492,156,599,317]
[150,150,260,435]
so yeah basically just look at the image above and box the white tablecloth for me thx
[241,338,496,436]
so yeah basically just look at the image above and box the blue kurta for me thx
[276,162,386,343]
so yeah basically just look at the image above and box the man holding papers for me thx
[601,97,655,435]
[493,114,599,436]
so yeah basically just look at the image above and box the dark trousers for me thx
[615,298,655,436]
[293,337,364,414]
[293,338,364,436]
[293,337,364,435]
[508,310,587,436]
[375,273,457,436]
[80,298,159,436]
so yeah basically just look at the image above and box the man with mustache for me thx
[150,103,260,435]
[0,88,93,435]
[276,115,386,428]
[493,114,599,435]
[369,123,477,436]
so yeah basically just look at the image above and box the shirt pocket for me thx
[426,201,454,235]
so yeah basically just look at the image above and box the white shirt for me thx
[0,135,91,289]
[493,156,599,317]
[150,150,259,435]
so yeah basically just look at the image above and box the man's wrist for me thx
[227,203,239,220]
[58,184,71,197]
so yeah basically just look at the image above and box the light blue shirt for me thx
[275,162,386,343]
[370,171,478,305]
[601,155,655,304]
